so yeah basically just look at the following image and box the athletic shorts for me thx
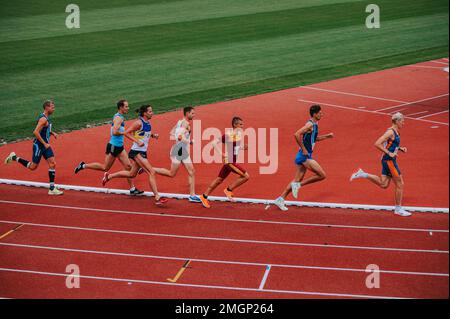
[128,150,147,160]
[295,151,312,165]
[170,142,192,164]
[381,159,401,178]
[218,163,247,179]
[32,142,54,164]
[106,143,124,158]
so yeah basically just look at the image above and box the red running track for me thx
[0,185,448,298]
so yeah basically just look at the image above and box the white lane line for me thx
[1,243,447,277]
[299,86,407,103]
[0,200,447,233]
[0,220,447,254]
[429,60,449,65]
[390,109,406,114]
[406,111,429,117]
[375,94,449,112]
[259,265,272,290]
[417,110,449,119]
[297,99,449,126]
[0,267,411,299]
[405,65,447,69]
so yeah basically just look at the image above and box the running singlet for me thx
[34,113,52,146]
[222,131,242,163]
[131,117,152,152]
[302,120,318,154]
[174,119,190,144]
[382,128,400,160]
[110,113,125,147]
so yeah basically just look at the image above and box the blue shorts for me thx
[381,159,401,178]
[295,151,312,165]
[32,142,54,164]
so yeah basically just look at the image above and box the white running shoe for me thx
[350,168,366,181]
[4,152,16,165]
[48,188,64,196]
[274,197,288,211]
[291,182,301,199]
[395,208,412,217]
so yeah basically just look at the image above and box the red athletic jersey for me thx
[222,132,242,163]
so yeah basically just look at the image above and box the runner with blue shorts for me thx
[273,104,334,211]
[350,112,411,217]
[5,100,64,195]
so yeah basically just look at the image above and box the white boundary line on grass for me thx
[0,267,410,299]
[0,219,447,254]
[1,199,447,233]
[2,242,446,277]
[0,179,448,213]
[297,99,449,127]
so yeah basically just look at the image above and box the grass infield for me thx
[0,0,448,142]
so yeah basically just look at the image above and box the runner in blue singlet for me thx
[4,100,63,195]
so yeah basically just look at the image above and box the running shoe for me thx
[48,188,64,196]
[200,195,211,209]
[188,195,201,203]
[223,188,236,202]
[102,172,110,187]
[4,152,16,165]
[74,162,85,174]
[394,207,412,217]
[350,168,366,181]
[274,197,288,211]
[291,182,301,199]
[130,188,145,196]
[155,197,169,206]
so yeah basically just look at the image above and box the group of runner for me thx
[4,99,411,217]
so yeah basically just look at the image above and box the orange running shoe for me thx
[223,188,235,202]
[200,195,211,208]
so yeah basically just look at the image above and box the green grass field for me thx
[0,0,448,143]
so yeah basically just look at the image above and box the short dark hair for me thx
[232,116,243,127]
[136,105,151,117]
[183,106,194,116]
[43,100,54,109]
[117,99,128,109]
[309,104,321,117]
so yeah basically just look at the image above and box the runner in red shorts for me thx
[199,117,249,208]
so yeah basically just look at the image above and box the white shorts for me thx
[170,142,192,164]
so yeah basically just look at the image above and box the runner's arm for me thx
[375,130,396,157]
[33,117,50,148]
[176,121,190,144]
[124,120,144,145]
[294,122,313,154]
[112,116,124,136]
[317,133,334,141]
